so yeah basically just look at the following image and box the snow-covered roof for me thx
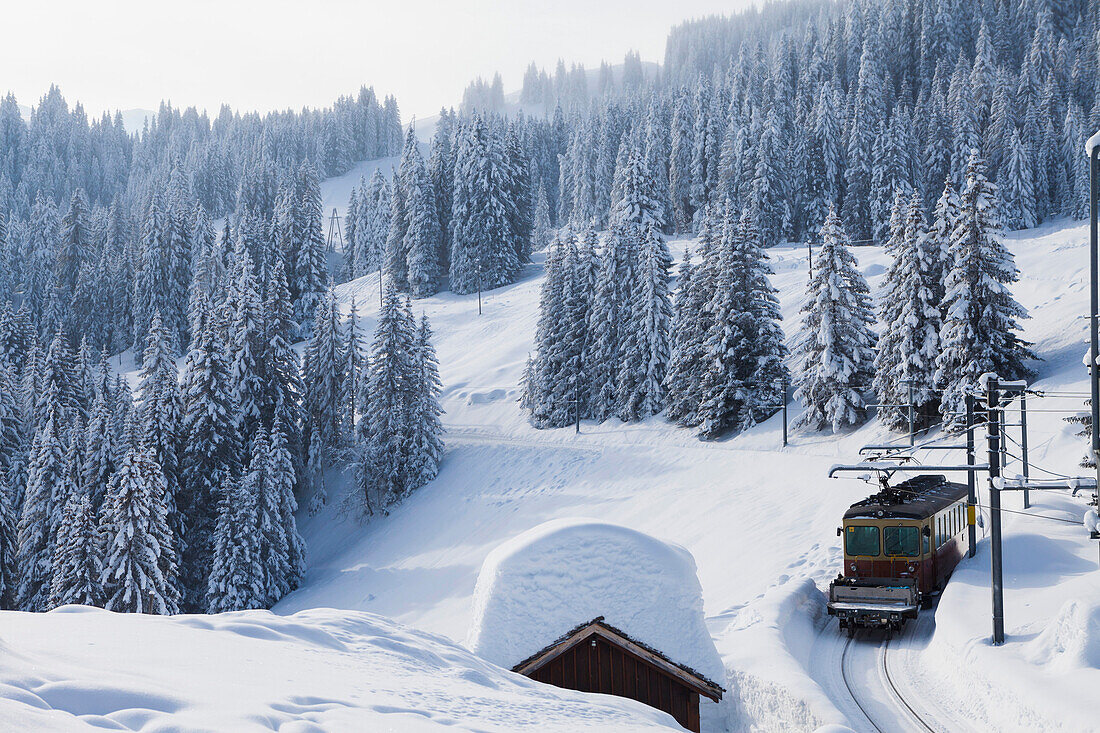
[465,519,726,685]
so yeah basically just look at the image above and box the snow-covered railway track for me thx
[881,637,935,733]
[840,635,881,733]
[840,631,938,733]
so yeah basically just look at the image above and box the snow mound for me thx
[465,519,726,686]
[0,605,677,731]
[1023,599,1100,672]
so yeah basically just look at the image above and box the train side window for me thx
[845,525,880,556]
[935,515,941,548]
[922,528,930,555]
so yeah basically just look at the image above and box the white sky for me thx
[3,0,757,122]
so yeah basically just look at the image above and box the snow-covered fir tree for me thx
[99,448,180,615]
[936,151,1035,430]
[0,469,18,609]
[793,207,877,433]
[178,299,239,611]
[301,288,348,481]
[405,315,445,489]
[873,192,944,432]
[359,285,416,509]
[618,223,672,421]
[207,433,266,613]
[48,490,101,609]
[15,393,65,611]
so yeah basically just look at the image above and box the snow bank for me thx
[465,519,726,685]
[0,605,677,731]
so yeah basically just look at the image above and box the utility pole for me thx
[781,381,788,448]
[478,265,483,316]
[378,267,384,308]
[326,207,344,253]
[986,376,1005,646]
[1091,140,1100,515]
[574,357,582,435]
[1020,394,1030,509]
[907,379,915,446]
[966,393,977,558]
[807,241,813,281]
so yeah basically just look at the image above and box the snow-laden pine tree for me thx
[999,128,1037,231]
[664,230,712,426]
[270,419,305,596]
[207,434,266,613]
[82,384,115,512]
[586,225,638,422]
[16,391,65,611]
[301,288,347,476]
[693,205,787,437]
[873,192,943,432]
[136,312,182,552]
[226,240,266,443]
[386,128,419,291]
[360,284,417,509]
[936,152,1035,430]
[929,178,961,307]
[0,356,23,489]
[405,315,445,489]
[618,223,672,421]
[793,207,877,432]
[669,89,695,232]
[178,299,239,612]
[450,116,520,294]
[0,469,17,609]
[99,448,180,614]
[526,232,589,428]
[293,162,328,336]
[48,490,101,608]
[532,184,553,252]
[403,143,443,298]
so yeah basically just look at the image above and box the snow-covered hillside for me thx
[274,215,1100,731]
[2,218,1097,732]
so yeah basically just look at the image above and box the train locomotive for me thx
[827,474,971,636]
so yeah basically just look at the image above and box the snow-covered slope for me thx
[0,605,677,731]
[2,214,1097,731]
[277,215,1100,731]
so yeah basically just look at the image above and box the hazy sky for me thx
[4,0,756,122]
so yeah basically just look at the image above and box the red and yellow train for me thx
[827,474,971,635]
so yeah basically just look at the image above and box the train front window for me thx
[883,526,920,557]
[845,525,879,556]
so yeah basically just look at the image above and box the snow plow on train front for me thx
[827,475,970,636]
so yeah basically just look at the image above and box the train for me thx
[827,474,971,636]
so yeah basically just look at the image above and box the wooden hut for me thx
[512,617,723,732]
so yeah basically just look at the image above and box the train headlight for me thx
[907,564,916,573]
[849,563,856,571]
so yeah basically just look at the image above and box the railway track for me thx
[840,631,937,733]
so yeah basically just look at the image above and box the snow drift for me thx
[465,518,726,686]
[0,605,680,731]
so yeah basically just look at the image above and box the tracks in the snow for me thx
[840,630,937,733]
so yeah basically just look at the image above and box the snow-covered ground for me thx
[278,214,1100,730]
[0,605,676,731]
[2,217,1098,731]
